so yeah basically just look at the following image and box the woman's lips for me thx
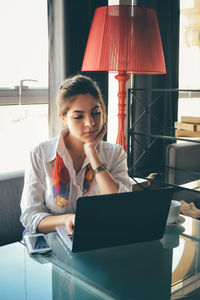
[83,130,97,135]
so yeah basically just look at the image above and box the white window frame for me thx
[0,88,48,106]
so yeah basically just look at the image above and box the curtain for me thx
[48,0,108,137]
[128,0,180,176]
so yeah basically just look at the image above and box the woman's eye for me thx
[92,111,101,116]
[73,115,83,119]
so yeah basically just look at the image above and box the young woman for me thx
[20,75,134,235]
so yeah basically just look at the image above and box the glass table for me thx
[1,215,200,300]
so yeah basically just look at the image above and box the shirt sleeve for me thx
[108,145,134,193]
[20,147,51,233]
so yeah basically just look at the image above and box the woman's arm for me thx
[37,214,75,234]
[84,125,119,194]
[86,146,119,194]
[21,145,74,234]
[20,147,52,233]
[21,142,77,234]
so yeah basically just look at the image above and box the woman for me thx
[20,74,133,235]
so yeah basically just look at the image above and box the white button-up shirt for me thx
[20,130,134,233]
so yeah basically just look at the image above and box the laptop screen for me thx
[71,187,174,252]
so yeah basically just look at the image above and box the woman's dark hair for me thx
[56,74,106,123]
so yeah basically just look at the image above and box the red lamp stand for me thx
[115,71,130,151]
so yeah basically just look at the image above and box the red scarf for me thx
[53,153,95,208]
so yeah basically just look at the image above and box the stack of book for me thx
[174,116,200,137]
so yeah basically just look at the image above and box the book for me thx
[181,116,200,124]
[175,129,200,137]
[174,121,197,131]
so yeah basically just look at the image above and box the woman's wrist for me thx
[93,163,107,175]
[84,145,102,169]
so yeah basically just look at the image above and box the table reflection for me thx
[161,224,185,249]
[46,234,173,300]
[171,216,200,299]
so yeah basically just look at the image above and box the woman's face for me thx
[61,93,103,143]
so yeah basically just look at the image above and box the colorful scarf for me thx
[53,153,95,208]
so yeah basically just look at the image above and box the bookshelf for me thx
[127,88,200,193]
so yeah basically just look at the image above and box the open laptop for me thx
[56,187,174,252]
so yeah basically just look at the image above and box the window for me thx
[0,0,48,89]
[0,0,48,173]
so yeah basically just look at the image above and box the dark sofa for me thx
[166,141,200,206]
[0,170,24,246]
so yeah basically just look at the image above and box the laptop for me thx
[56,187,174,252]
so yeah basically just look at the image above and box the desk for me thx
[1,216,200,300]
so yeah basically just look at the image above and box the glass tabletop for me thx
[0,242,106,300]
[1,216,200,300]
[45,216,200,300]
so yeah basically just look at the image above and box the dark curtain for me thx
[48,0,108,137]
[129,0,180,176]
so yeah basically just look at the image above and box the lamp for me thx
[81,5,166,151]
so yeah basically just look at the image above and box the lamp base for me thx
[115,71,130,152]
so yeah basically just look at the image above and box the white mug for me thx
[167,200,181,224]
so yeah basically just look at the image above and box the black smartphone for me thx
[24,233,52,255]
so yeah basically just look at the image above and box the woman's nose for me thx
[85,115,95,127]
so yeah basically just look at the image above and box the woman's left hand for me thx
[83,123,119,194]
[84,124,106,155]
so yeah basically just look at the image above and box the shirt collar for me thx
[57,127,69,156]
[45,128,68,163]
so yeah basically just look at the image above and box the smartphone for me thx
[24,233,52,255]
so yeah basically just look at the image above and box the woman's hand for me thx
[63,214,75,235]
[84,124,106,156]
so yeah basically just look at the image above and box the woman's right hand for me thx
[64,214,75,235]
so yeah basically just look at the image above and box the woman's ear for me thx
[59,114,65,121]
[59,114,69,130]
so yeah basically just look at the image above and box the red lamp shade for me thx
[81,5,166,150]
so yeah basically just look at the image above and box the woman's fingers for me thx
[92,124,107,145]
[64,214,75,235]
[84,124,107,157]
